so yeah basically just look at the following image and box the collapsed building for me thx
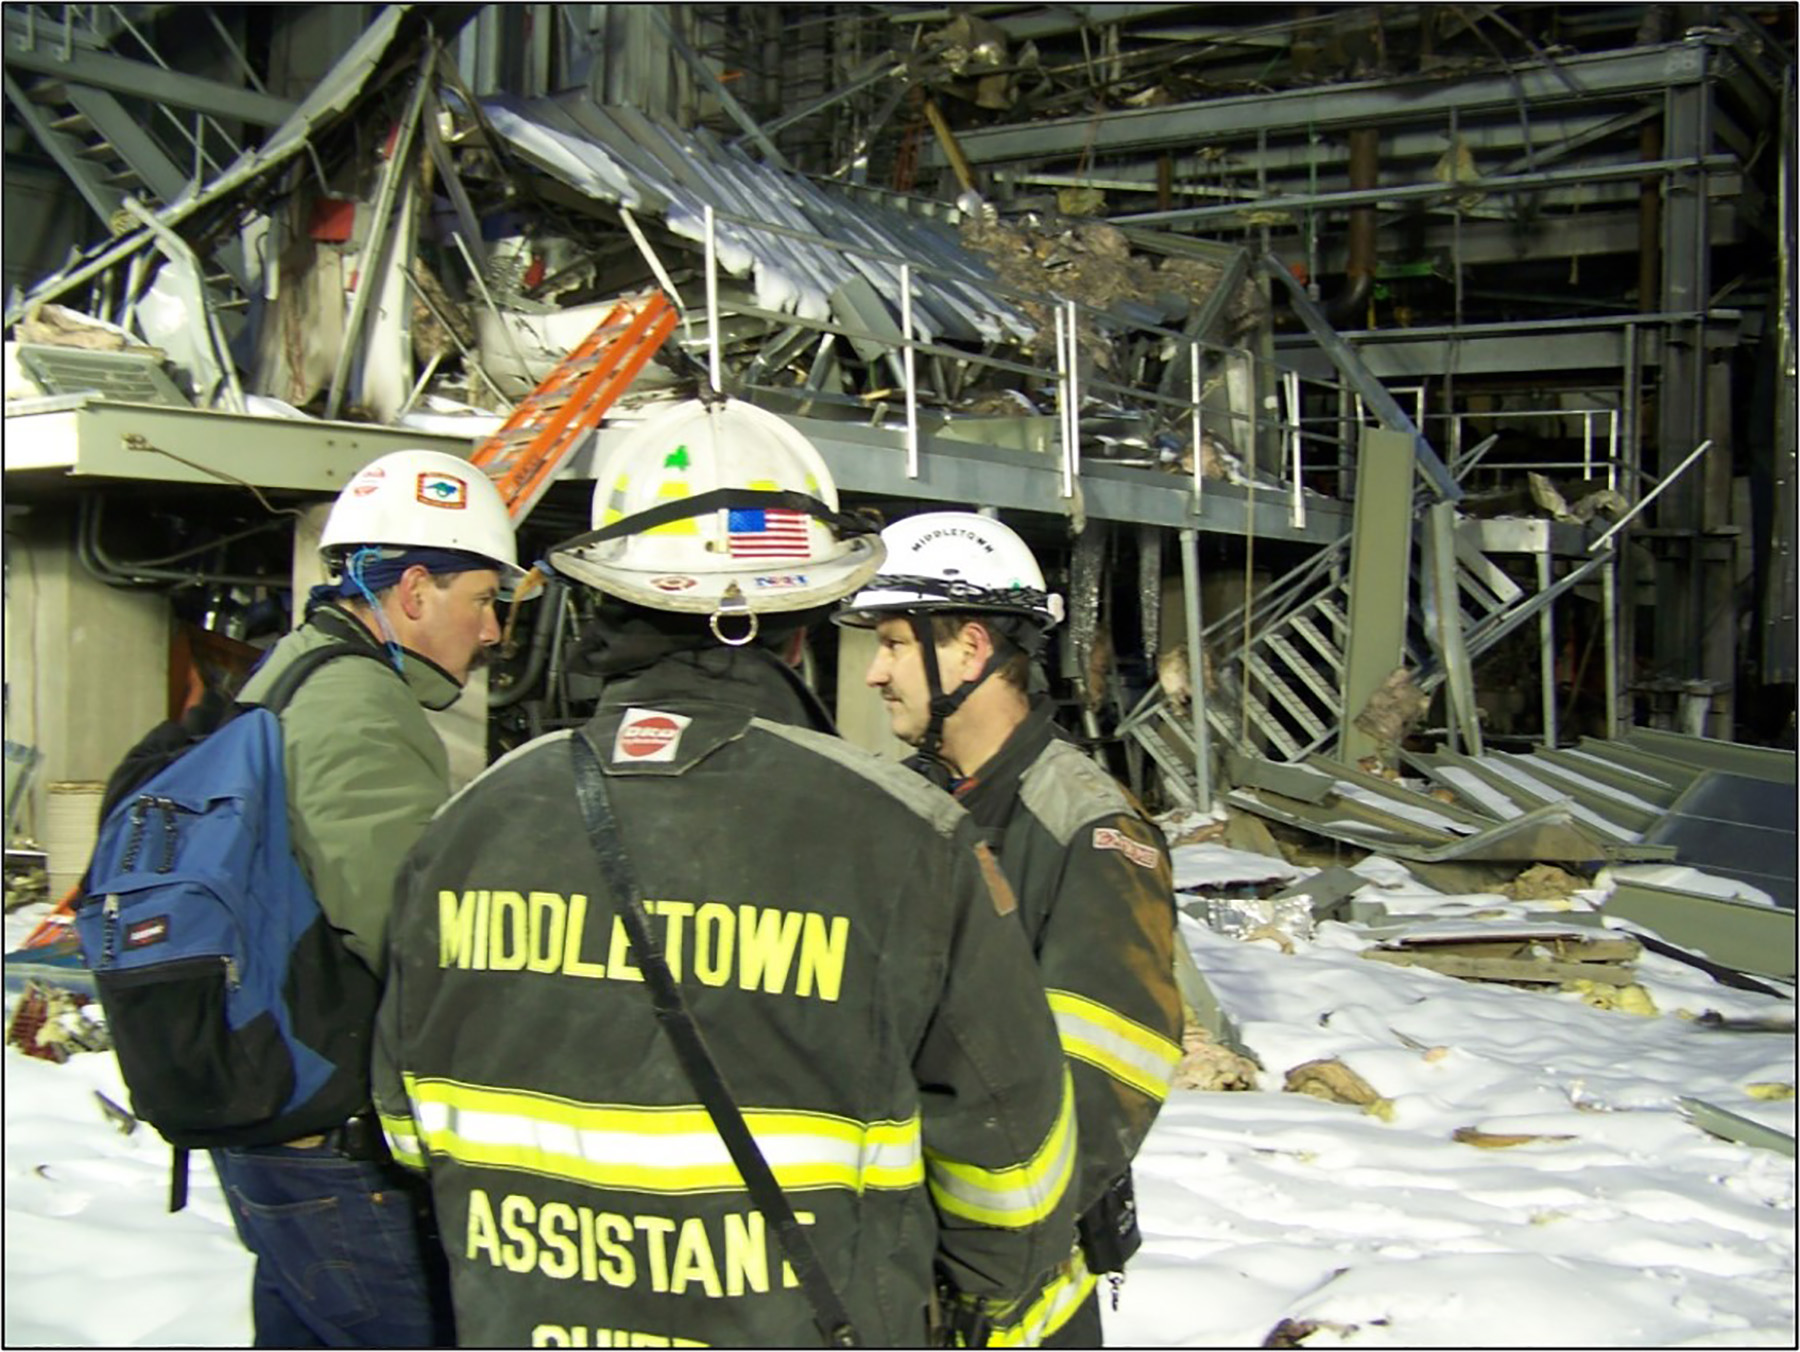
[1,4,1794,954]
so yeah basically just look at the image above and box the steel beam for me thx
[931,44,1709,166]
[1112,154,1735,228]
[3,400,475,491]
[1263,254,1458,500]
[2,36,297,126]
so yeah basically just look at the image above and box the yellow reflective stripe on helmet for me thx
[647,478,699,534]
[378,1109,426,1170]
[403,1078,921,1195]
[1047,989,1181,1102]
[982,1248,1098,1347]
[925,1070,1075,1229]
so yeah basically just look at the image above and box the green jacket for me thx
[240,604,465,977]
[373,645,1079,1347]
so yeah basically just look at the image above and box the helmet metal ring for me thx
[709,607,760,647]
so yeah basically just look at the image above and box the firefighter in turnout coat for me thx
[372,401,1078,1347]
[837,513,1185,1347]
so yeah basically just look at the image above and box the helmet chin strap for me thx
[906,614,1012,789]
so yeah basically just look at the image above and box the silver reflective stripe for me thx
[925,1072,1076,1228]
[408,1081,922,1195]
[1048,990,1180,1101]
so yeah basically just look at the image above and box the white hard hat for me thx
[320,449,525,591]
[835,511,1064,631]
[546,398,883,623]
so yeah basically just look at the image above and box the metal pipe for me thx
[77,495,283,590]
[1324,127,1377,326]
[490,576,566,709]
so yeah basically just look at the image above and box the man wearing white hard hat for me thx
[209,448,525,1347]
[837,512,1183,1347]
[370,399,1079,1347]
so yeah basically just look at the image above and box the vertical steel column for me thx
[1340,428,1417,765]
[1538,549,1557,747]
[1180,528,1213,809]
[1655,66,1713,689]
[901,263,919,479]
[704,204,722,395]
[1602,554,1621,739]
[1190,340,1204,512]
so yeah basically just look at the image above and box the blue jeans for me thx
[210,1142,453,1348]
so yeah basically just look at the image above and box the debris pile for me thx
[5,981,110,1064]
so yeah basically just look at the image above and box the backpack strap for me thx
[254,642,386,714]
[569,731,862,1349]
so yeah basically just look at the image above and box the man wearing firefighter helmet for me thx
[372,400,1079,1346]
[838,511,1184,1347]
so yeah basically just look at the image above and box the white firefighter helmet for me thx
[320,449,525,592]
[546,398,883,626]
[835,511,1064,631]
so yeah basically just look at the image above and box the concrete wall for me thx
[3,505,170,851]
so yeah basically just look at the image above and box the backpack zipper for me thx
[121,799,151,871]
[101,894,120,966]
[154,797,180,873]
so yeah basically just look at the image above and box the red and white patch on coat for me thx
[1092,826,1158,869]
[613,707,692,763]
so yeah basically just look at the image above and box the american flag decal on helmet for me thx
[727,507,809,557]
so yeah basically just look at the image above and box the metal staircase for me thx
[1121,516,1565,804]
[2,4,286,298]
[1116,265,1583,801]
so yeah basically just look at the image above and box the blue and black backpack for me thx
[76,643,384,1204]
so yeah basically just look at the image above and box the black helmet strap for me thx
[908,612,1014,779]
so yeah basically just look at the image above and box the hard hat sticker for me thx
[727,507,809,557]
[614,707,693,763]
[753,573,809,589]
[416,472,470,509]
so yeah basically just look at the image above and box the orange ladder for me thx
[470,290,680,522]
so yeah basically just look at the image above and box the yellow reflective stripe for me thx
[983,1255,1096,1347]
[926,1070,1076,1229]
[983,1249,1098,1347]
[1047,989,1181,1102]
[403,1078,921,1196]
[378,1110,425,1169]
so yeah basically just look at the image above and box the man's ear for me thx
[395,564,434,621]
[952,619,993,683]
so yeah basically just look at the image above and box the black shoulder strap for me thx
[256,642,386,714]
[568,732,862,1349]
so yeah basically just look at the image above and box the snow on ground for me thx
[4,846,1795,1348]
